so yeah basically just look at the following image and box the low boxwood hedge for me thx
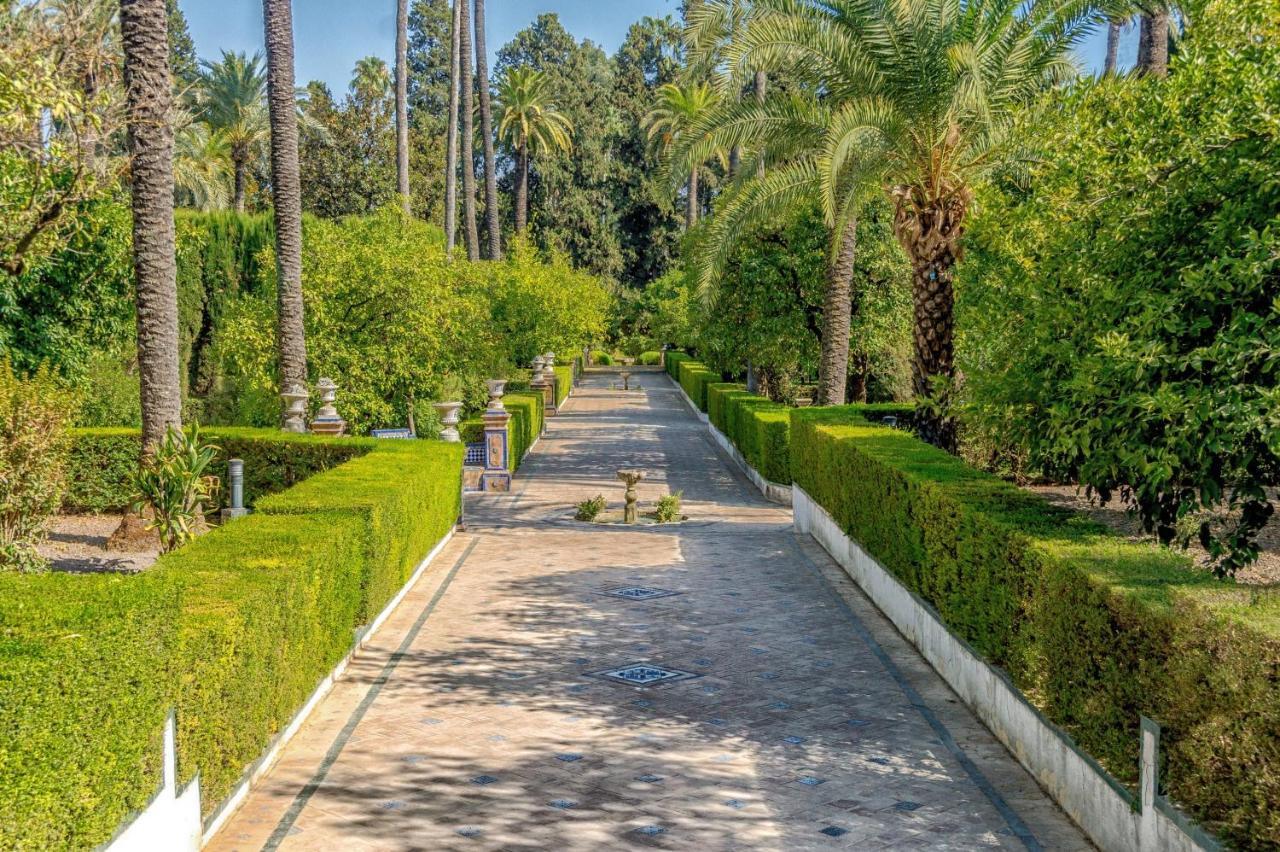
[63,428,372,514]
[789,406,1280,847]
[553,366,573,407]
[664,351,689,380]
[676,360,720,412]
[0,439,463,848]
[504,392,544,472]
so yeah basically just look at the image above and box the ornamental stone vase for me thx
[433,401,463,442]
[485,379,507,411]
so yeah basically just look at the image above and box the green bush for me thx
[0,362,77,572]
[0,438,463,846]
[0,571,178,849]
[956,0,1280,572]
[676,359,719,412]
[706,382,744,432]
[553,365,573,407]
[593,351,614,366]
[638,351,661,366]
[256,440,462,621]
[504,392,544,472]
[789,406,1280,847]
[63,428,373,514]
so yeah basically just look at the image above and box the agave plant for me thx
[131,423,221,554]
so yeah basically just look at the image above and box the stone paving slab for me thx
[207,369,1090,852]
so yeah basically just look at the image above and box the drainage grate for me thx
[602,586,681,601]
[591,663,700,687]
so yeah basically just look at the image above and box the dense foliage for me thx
[0,362,76,572]
[644,203,910,402]
[958,0,1280,573]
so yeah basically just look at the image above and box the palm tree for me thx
[644,81,723,229]
[352,56,391,101]
[119,0,181,452]
[445,0,461,254]
[196,50,267,213]
[495,67,573,236]
[684,0,1092,448]
[1137,3,1173,77]
[173,115,232,210]
[395,0,410,215]
[263,0,308,403]
[474,0,501,259]
[458,0,479,259]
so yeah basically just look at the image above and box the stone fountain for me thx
[617,469,646,524]
[620,371,632,391]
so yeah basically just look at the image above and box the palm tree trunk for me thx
[515,141,529,234]
[232,153,247,213]
[1137,14,1152,71]
[897,192,964,453]
[263,0,309,397]
[754,70,767,177]
[686,170,698,229]
[1145,10,1170,78]
[458,0,479,260]
[1104,18,1122,76]
[474,0,500,260]
[119,0,181,452]
[444,0,461,255]
[394,0,410,214]
[817,217,856,407]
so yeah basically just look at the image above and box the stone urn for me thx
[281,383,309,433]
[529,356,547,387]
[617,469,647,525]
[433,401,463,442]
[310,377,347,437]
[486,379,507,411]
[541,353,557,382]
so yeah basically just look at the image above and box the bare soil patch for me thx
[1029,484,1280,586]
[37,514,159,574]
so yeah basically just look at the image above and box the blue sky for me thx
[180,0,1131,94]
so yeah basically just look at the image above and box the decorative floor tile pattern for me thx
[206,370,1092,852]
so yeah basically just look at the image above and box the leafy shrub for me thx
[0,362,77,572]
[957,0,1280,574]
[131,424,220,553]
[790,405,1280,847]
[504,392,544,472]
[654,491,683,523]
[638,351,661,366]
[0,438,463,847]
[575,494,606,522]
[593,351,614,366]
[676,359,720,412]
[553,365,573,407]
[63,428,372,514]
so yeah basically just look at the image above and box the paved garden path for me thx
[209,369,1089,852]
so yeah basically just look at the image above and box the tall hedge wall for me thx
[789,407,1280,847]
[0,439,463,848]
[63,428,373,513]
[553,365,573,407]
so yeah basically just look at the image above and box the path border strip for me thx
[788,536,1043,851]
[263,537,480,850]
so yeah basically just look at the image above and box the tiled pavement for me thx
[208,368,1091,852]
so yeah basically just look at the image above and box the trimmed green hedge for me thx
[63,428,372,514]
[256,440,462,622]
[553,365,573,407]
[0,439,463,848]
[789,407,1280,847]
[677,360,720,412]
[665,351,689,382]
[504,392,544,472]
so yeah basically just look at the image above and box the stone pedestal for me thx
[481,407,512,492]
[618,469,646,525]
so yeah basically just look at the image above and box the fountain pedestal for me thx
[617,469,646,524]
